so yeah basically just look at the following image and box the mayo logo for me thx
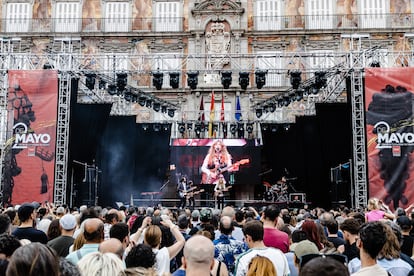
[12,122,51,149]
[374,121,414,149]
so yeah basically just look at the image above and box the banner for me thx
[5,70,58,205]
[365,67,414,210]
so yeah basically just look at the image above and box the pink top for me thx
[365,209,385,222]
[263,227,290,253]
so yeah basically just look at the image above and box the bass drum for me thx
[264,191,274,201]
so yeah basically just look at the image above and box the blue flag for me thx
[235,95,242,121]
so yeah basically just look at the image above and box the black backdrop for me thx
[69,95,352,208]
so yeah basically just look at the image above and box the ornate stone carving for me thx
[205,22,230,69]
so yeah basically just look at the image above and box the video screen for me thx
[170,138,261,186]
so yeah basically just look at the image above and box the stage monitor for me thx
[170,138,261,186]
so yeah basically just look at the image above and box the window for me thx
[154,1,181,32]
[255,0,282,31]
[55,2,81,32]
[104,1,130,32]
[256,51,283,87]
[360,0,388,28]
[152,53,182,87]
[306,0,334,29]
[307,50,335,70]
[102,53,129,75]
[6,2,30,32]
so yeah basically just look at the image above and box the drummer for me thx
[272,176,288,193]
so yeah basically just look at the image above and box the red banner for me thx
[365,67,414,210]
[5,70,58,205]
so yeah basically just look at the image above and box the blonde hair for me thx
[367,198,379,211]
[72,232,86,251]
[78,252,124,276]
[246,256,276,276]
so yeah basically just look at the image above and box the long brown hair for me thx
[206,140,231,165]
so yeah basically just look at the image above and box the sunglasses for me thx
[300,253,348,268]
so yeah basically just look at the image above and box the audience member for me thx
[58,258,81,276]
[299,255,350,276]
[47,219,62,241]
[12,203,47,244]
[246,255,276,276]
[293,240,319,272]
[338,218,361,261]
[262,204,289,253]
[66,218,104,265]
[365,198,394,222]
[6,242,59,276]
[234,220,290,276]
[183,235,215,276]
[326,220,345,249]
[0,215,11,235]
[125,243,156,269]
[301,221,323,250]
[77,252,124,276]
[47,214,77,257]
[109,222,130,253]
[396,215,414,257]
[99,238,124,259]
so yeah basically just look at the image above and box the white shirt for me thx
[153,247,170,275]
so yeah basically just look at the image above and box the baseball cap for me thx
[59,214,77,230]
[56,206,65,215]
[191,210,200,218]
[200,208,212,222]
[294,240,319,260]
[397,215,412,229]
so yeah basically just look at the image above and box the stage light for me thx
[169,72,180,89]
[313,71,327,91]
[222,123,228,134]
[152,71,164,90]
[142,123,149,131]
[230,123,237,135]
[283,123,290,131]
[290,70,302,89]
[255,70,267,89]
[187,122,193,130]
[269,102,276,112]
[238,72,250,90]
[178,122,186,134]
[161,105,168,113]
[167,108,175,118]
[271,124,278,132]
[153,102,161,112]
[237,123,244,138]
[221,71,232,89]
[153,123,161,132]
[116,72,128,92]
[256,108,263,118]
[145,99,153,108]
[163,124,170,131]
[195,122,202,137]
[277,96,284,108]
[123,89,134,102]
[107,84,118,95]
[261,123,268,131]
[246,122,254,133]
[212,124,218,132]
[187,71,199,89]
[138,96,146,106]
[370,60,381,67]
[200,122,206,132]
[99,79,106,90]
[43,63,53,69]
[283,94,291,107]
[85,73,96,90]
[294,89,304,101]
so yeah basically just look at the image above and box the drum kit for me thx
[263,180,289,202]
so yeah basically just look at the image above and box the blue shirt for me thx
[66,243,100,265]
[213,234,248,276]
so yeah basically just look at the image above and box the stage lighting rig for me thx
[145,99,153,108]
[152,71,164,90]
[153,123,161,132]
[169,72,180,89]
[123,89,135,102]
[187,122,193,130]
[138,96,146,106]
[313,71,327,92]
[167,108,175,118]
[370,60,381,67]
[195,122,202,137]
[85,73,96,90]
[161,105,168,113]
[255,70,267,89]
[222,123,228,135]
[237,123,245,138]
[290,70,302,89]
[238,72,250,90]
[116,72,128,92]
[107,84,118,95]
[98,78,106,90]
[246,122,254,134]
[187,71,199,90]
[230,123,237,135]
[178,122,186,134]
[221,71,232,89]
[153,102,161,112]
[256,108,263,118]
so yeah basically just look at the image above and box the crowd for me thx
[0,197,413,275]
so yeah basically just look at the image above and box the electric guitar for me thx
[186,189,205,199]
[178,186,197,198]
[202,159,250,184]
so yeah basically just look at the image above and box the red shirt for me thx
[263,227,290,253]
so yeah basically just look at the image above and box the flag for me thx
[235,95,242,121]
[198,95,205,122]
[208,91,215,137]
[220,92,225,122]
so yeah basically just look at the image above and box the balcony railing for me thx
[1,13,413,34]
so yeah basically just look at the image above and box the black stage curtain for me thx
[96,119,170,206]
[261,103,352,209]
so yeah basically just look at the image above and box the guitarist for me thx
[187,180,195,209]
[177,176,189,209]
[214,176,229,209]
[201,140,239,185]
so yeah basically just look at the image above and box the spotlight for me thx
[161,105,168,113]
[167,108,175,118]
[152,71,164,90]
[290,70,302,89]
[294,89,304,101]
[246,122,254,133]
[261,123,268,131]
[142,123,149,131]
[221,71,232,89]
[163,124,170,131]
[283,123,290,131]
[283,94,291,107]
[277,96,284,108]
[212,124,218,132]
[238,72,250,90]
[255,70,267,89]
[256,108,263,118]
[222,123,228,134]
[187,71,199,89]
[370,60,381,67]
[169,72,180,89]
[269,102,276,113]
[145,99,153,108]
[43,63,53,69]
[195,122,202,137]
[271,124,278,132]
[178,122,186,134]
[153,123,161,132]
[116,72,128,92]
[153,102,161,112]
[123,89,134,101]
[99,79,106,90]
[138,96,146,106]
[230,123,237,135]
[186,123,193,130]
[107,84,118,95]
[313,71,327,91]
[85,73,96,90]
[237,123,244,138]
